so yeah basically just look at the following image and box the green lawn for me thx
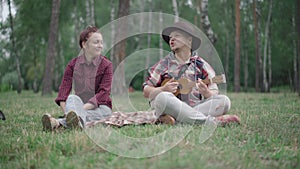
[0,91,299,169]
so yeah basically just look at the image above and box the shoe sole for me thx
[42,114,52,131]
[217,115,241,127]
[157,114,176,125]
[66,111,83,130]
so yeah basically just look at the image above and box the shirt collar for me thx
[77,54,103,66]
[168,52,198,64]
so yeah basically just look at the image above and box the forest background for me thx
[0,0,300,96]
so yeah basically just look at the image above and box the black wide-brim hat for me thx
[162,21,201,51]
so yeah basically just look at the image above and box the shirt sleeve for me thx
[201,59,218,91]
[143,59,167,89]
[55,60,75,106]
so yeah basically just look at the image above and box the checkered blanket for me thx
[86,110,157,127]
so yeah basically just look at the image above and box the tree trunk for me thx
[172,0,179,22]
[225,0,230,77]
[135,0,145,50]
[200,0,217,44]
[90,0,95,26]
[110,1,115,62]
[85,0,90,25]
[8,0,22,94]
[297,0,300,96]
[42,0,61,96]
[234,0,241,92]
[294,17,298,92]
[0,0,3,23]
[242,1,249,92]
[263,0,272,92]
[111,0,130,95]
[159,10,163,59]
[268,31,272,92]
[144,7,152,80]
[253,0,262,92]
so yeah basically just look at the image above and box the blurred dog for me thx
[0,110,6,120]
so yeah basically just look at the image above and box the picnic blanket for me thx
[86,110,158,127]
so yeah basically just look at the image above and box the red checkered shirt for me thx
[55,54,113,109]
[143,52,218,106]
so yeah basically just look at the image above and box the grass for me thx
[0,91,299,169]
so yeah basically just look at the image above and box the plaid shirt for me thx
[55,54,113,109]
[143,52,218,106]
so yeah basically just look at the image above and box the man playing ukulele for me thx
[143,21,240,126]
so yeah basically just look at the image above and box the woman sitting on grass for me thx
[42,26,113,131]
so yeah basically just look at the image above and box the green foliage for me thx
[0,91,299,169]
[1,71,21,91]
[0,0,298,92]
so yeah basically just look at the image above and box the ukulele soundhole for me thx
[178,84,183,90]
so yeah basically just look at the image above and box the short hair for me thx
[79,26,100,48]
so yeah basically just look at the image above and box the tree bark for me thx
[234,0,241,92]
[90,0,95,26]
[263,0,272,92]
[111,0,130,95]
[159,10,163,59]
[144,7,152,80]
[42,0,61,96]
[253,0,262,92]
[8,0,22,94]
[297,0,300,96]
[172,0,179,22]
[0,0,3,23]
[268,31,272,92]
[110,0,115,62]
[200,0,217,44]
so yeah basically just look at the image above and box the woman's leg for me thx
[57,95,86,127]
[86,105,112,122]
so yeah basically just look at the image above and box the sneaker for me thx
[216,115,241,127]
[66,111,84,130]
[156,114,176,125]
[42,113,60,131]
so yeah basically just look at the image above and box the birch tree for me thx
[42,0,61,95]
[144,2,152,80]
[297,0,300,96]
[234,0,241,92]
[110,0,115,62]
[0,0,3,24]
[172,0,179,22]
[200,0,217,44]
[253,0,262,92]
[262,0,273,92]
[8,0,22,93]
[90,0,95,26]
[111,0,130,95]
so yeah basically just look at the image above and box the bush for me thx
[1,71,22,91]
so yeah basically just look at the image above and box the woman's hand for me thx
[83,103,95,110]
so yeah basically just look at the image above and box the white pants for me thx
[151,92,231,124]
[58,95,112,127]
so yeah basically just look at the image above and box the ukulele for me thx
[161,74,226,96]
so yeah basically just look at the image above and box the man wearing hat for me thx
[142,21,240,126]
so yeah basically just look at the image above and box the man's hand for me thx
[161,78,179,94]
[197,78,213,98]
